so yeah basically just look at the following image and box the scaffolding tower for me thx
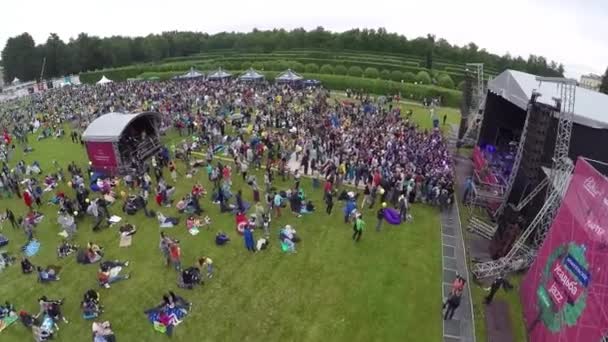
[461,63,486,146]
[471,77,576,279]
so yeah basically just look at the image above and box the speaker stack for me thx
[521,103,553,184]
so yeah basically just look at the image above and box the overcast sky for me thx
[1,0,606,78]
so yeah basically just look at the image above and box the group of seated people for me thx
[176,194,203,215]
[279,225,300,253]
[76,242,104,264]
[57,241,78,258]
[97,260,130,288]
[145,292,191,336]
[81,289,103,319]
[178,257,214,289]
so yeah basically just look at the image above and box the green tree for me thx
[348,66,363,77]
[241,61,252,70]
[416,71,431,84]
[390,70,404,82]
[380,69,390,80]
[288,61,304,72]
[1,33,40,82]
[402,71,416,82]
[320,64,334,74]
[305,63,319,73]
[334,65,348,75]
[437,74,455,88]
[600,67,608,95]
[364,67,379,78]
[252,62,264,70]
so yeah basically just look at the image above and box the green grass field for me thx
[0,121,445,340]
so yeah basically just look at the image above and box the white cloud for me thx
[0,0,605,78]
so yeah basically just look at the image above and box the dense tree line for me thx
[1,27,565,83]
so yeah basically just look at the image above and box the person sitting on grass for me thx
[81,289,103,319]
[215,231,230,246]
[36,296,68,325]
[157,212,179,228]
[77,242,103,264]
[92,321,116,342]
[279,225,299,253]
[197,257,214,279]
[37,266,61,282]
[57,240,78,258]
[178,266,201,289]
[97,260,130,289]
[21,257,35,274]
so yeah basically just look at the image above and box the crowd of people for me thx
[0,77,457,340]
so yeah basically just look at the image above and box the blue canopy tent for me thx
[239,68,265,82]
[173,67,205,80]
[207,68,232,81]
[303,79,321,87]
[275,69,303,84]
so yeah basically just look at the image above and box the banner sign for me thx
[520,158,608,342]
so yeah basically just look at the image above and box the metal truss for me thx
[472,77,576,279]
[461,63,485,145]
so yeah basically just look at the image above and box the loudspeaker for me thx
[521,103,552,183]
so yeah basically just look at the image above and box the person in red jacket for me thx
[23,190,33,210]
[169,242,181,271]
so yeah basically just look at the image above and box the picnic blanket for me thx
[23,240,41,257]
[383,208,402,225]
[0,315,18,332]
[147,307,189,334]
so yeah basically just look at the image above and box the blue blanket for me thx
[23,240,40,257]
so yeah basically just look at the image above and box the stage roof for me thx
[487,70,608,129]
[82,112,161,142]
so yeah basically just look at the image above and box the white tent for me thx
[11,77,20,85]
[174,67,204,80]
[97,75,113,85]
[276,69,303,83]
[207,67,232,80]
[239,68,264,82]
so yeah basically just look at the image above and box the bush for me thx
[320,64,334,74]
[299,73,462,107]
[390,70,404,82]
[416,71,432,84]
[288,61,305,72]
[348,66,363,77]
[457,80,466,90]
[252,62,264,70]
[334,65,348,75]
[380,69,390,80]
[437,74,455,89]
[403,72,416,83]
[364,67,379,79]
[305,63,320,73]
[241,61,252,70]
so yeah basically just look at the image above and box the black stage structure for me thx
[474,70,608,257]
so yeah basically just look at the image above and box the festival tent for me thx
[173,67,204,80]
[96,75,113,85]
[239,68,264,82]
[304,79,321,87]
[11,78,20,85]
[207,68,232,80]
[275,69,303,83]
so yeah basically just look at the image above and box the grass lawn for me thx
[0,127,444,341]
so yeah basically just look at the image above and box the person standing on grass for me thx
[169,241,182,271]
[198,257,213,279]
[360,184,371,209]
[243,227,255,252]
[325,191,334,215]
[273,192,282,218]
[376,203,386,232]
[352,214,365,242]
[159,232,173,267]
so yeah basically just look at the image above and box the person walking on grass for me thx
[325,191,334,215]
[376,203,386,232]
[352,214,365,242]
[169,240,182,271]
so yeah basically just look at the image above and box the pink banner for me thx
[520,158,608,342]
[85,141,117,171]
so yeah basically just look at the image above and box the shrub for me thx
[457,80,466,90]
[416,71,432,84]
[288,61,305,72]
[380,69,391,80]
[403,72,416,83]
[390,70,404,82]
[305,63,320,73]
[334,65,348,75]
[364,67,379,79]
[241,61,252,70]
[252,62,264,70]
[348,66,363,77]
[320,64,334,74]
[437,74,455,89]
